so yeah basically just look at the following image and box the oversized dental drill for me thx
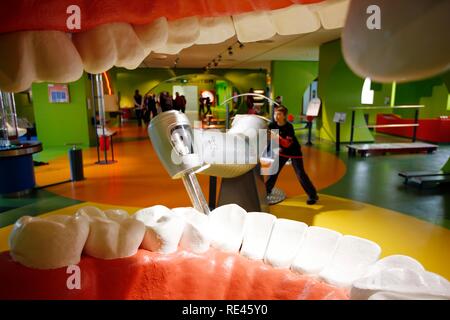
[148,110,210,214]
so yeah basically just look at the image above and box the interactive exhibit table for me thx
[347,106,438,157]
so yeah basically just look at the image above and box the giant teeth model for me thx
[8,214,89,269]
[76,206,145,260]
[2,204,449,300]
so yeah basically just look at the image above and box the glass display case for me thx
[0,91,19,147]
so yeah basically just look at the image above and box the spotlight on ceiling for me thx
[228,47,233,55]
[238,41,244,49]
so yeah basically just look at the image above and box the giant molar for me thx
[8,214,89,269]
[72,22,147,73]
[351,255,450,300]
[76,206,145,260]
[134,205,186,254]
[0,30,83,92]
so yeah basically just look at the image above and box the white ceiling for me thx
[140,27,342,70]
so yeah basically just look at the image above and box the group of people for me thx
[133,90,187,126]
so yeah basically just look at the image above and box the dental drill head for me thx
[148,111,203,179]
[148,110,210,214]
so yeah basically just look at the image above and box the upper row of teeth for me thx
[8,203,450,300]
[0,1,349,92]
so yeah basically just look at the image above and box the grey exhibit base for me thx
[217,164,270,212]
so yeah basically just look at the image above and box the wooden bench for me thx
[347,142,438,157]
[398,171,450,187]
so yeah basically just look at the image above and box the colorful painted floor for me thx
[1,122,449,280]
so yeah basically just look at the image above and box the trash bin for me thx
[68,144,84,181]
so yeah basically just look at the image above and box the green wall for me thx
[111,67,267,112]
[394,73,450,118]
[317,40,382,142]
[271,61,318,116]
[32,74,95,148]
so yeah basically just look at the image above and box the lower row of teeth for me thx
[8,204,450,299]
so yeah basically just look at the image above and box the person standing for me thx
[246,88,255,113]
[265,105,319,205]
[134,89,143,127]
[148,93,158,119]
[143,93,151,125]
[180,95,187,113]
[205,97,212,116]
[199,96,206,118]
[174,92,184,112]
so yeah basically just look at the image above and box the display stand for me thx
[91,74,117,165]
[333,112,347,153]
[304,97,321,146]
[217,164,269,213]
[347,105,438,157]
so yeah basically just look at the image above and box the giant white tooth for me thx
[134,205,185,254]
[0,31,36,92]
[173,207,211,254]
[72,23,147,74]
[291,226,342,275]
[352,268,450,300]
[263,219,308,268]
[133,17,169,51]
[342,0,450,83]
[366,255,425,276]
[0,30,83,93]
[154,17,200,54]
[32,31,83,84]
[195,16,235,45]
[319,235,381,288]
[240,212,276,260]
[270,5,321,35]
[351,256,450,300]
[8,215,89,269]
[208,204,246,253]
[313,0,350,30]
[103,208,131,221]
[77,207,145,259]
[233,11,277,43]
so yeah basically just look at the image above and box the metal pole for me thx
[90,74,101,163]
[182,171,211,215]
[7,93,19,140]
[350,110,356,145]
[412,109,419,142]
[94,74,108,163]
[225,102,230,130]
[336,122,341,153]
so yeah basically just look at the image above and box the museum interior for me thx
[0,0,449,300]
